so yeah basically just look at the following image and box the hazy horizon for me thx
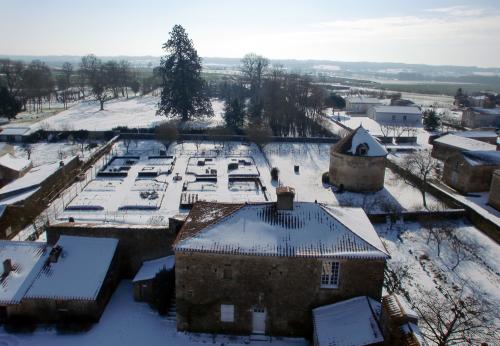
[1,0,500,68]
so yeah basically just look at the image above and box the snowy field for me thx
[0,281,307,346]
[30,95,224,131]
[13,141,102,166]
[379,220,500,343]
[264,143,441,212]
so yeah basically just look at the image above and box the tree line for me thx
[0,56,160,118]
[156,25,342,138]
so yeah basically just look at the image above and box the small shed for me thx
[133,256,175,302]
[443,151,500,193]
[0,153,32,186]
[312,296,384,346]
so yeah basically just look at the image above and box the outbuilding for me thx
[133,255,175,303]
[329,126,388,192]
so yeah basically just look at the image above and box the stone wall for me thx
[489,170,500,211]
[0,156,81,239]
[431,143,461,161]
[47,223,176,277]
[175,252,386,337]
[329,152,386,192]
[461,109,500,128]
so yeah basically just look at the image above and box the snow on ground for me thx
[28,95,224,131]
[13,142,101,166]
[264,143,441,212]
[0,281,308,346]
[378,220,500,338]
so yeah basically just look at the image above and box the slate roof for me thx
[332,126,388,157]
[175,202,390,259]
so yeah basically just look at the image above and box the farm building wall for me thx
[175,252,386,337]
[461,109,500,128]
[329,152,386,192]
[489,170,500,210]
[443,155,499,193]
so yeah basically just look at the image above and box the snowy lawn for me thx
[378,220,500,343]
[264,143,442,212]
[31,95,224,131]
[13,141,102,166]
[0,281,307,346]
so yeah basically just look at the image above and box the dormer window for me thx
[355,143,369,156]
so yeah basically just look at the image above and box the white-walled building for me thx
[368,106,422,125]
[346,97,382,115]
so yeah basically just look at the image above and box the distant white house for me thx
[461,107,500,129]
[346,96,382,115]
[368,106,422,125]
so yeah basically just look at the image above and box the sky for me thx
[1,0,499,67]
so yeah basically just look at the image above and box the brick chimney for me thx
[3,258,13,276]
[49,245,63,263]
[276,186,295,210]
[380,294,424,346]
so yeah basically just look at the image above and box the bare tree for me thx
[401,150,439,209]
[448,233,479,271]
[422,221,453,257]
[247,121,273,150]
[21,143,33,160]
[413,286,499,345]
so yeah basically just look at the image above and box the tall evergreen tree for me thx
[157,25,213,121]
[423,109,440,131]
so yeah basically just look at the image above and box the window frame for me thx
[320,260,340,289]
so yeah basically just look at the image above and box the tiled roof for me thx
[175,202,390,259]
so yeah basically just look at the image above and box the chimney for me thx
[49,245,63,263]
[3,258,13,276]
[276,186,295,210]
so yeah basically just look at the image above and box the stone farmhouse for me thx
[431,134,497,161]
[0,235,119,323]
[461,107,500,129]
[329,126,388,192]
[443,151,500,194]
[345,96,382,115]
[173,194,390,337]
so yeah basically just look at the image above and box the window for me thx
[221,304,235,322]
[223,264,232,279]
[320,261,340,288]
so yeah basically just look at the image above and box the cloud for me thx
[425,5,488,17]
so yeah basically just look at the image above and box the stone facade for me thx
[47,223,176,277]
[329,151,386,192]
[462,108,500,128]
[443,154,499,193]
[489,170,500,210]
[175,252,386,337]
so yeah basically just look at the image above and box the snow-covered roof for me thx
[462,151,500,166]
[373,106,422,115]
[25,236,118,301]
[133,256,175,282]
[0,241,49,305]
[470,107,500,115]
[0,157,75,202]
[347,97,382,104]
[175,202,390,259]
[454,130,498,139]
[434,134,497,152]
[0,153,31,172]
[313,296,383,346]
[332,126,388,157]
[0,127,31,136]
